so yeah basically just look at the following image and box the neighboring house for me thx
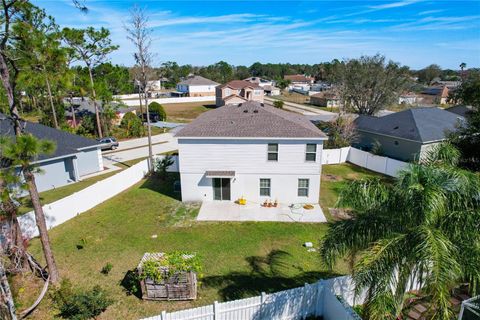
[64,97,135,127]
[398,92,417,105]
[354,107,464,161]
[418,86,449,105]
[262,85,281,96]
[0,114,104,193]
[215,80,264,107]
[176,75,219,97]
[244,77,274,87]
[284,74,315,85]
[310,92,341,108]
[285,74,315,92]
[175,101,327,204]
[430,79,460,90]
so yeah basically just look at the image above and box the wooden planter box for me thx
[137,253,198,301]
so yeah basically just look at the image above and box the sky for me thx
[33,0,480,69]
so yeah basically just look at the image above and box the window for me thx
[298,179,309,197]
[224,88,231,96]
[260,179,271,197]
[268,144,278,161]
[306,144,317,162]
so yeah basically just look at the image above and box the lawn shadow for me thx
[202,250,342,301]
[139,172,181,201]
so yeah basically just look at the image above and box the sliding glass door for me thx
[213,178,231,201]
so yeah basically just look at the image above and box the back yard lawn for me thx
[17,164,378,319]
[19,175,344,320]
[320,163,389,220]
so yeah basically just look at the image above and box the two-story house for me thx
[176,75,219,97]
[175,101,327,205]
[215,80,264,107]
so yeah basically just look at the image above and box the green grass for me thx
[22,172,348,319]
[320,163,388,220]
[17,171,119,215]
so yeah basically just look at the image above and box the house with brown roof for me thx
[215,80,264,107]
[284,74,315,85]
[310,92,341,108]
[176,75,219,97]
[175,101,327,206]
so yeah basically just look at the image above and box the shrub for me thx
[273,100,284,109]
[120,112,142,137]
[148,102,166,121]
[101,262,113,275]
[155,155,174,179]
[52,279,113,320]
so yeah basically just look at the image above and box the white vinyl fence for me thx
[142,277,361,320]
[322,147,409,177]
[119,96,215,107]
[18,155,178,238]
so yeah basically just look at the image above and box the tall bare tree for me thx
[125,5,154,171]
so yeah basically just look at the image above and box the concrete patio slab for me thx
[197,201,327,223]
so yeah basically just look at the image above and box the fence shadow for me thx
[202,250,342,300]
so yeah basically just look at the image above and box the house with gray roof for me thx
[176,75,219,97]
[0,114,104,192]
[175,101,327,205]
[354,107,464,161]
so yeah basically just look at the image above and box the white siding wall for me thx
[178,139,324,204]
[189,85,216,93]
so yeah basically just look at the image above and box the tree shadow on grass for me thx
[139,172,181,201]
[202,250,342,301]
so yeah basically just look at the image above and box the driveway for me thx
[102,132,179,165]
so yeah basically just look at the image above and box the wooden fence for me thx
[142,279,361,320]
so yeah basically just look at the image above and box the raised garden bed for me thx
[136,252,199,301]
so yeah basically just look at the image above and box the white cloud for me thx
[369,0,423,10]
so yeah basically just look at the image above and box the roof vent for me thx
[253,110,259,113]
[393,126,399,130]
[243,110,248,113]
[238,103,243,107]
[260,103,264,107]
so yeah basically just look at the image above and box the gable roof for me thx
[354,107,464,143]
[175,101,326,139]
[217,80,262,90]
[178,75,219,86]
[0,114,101,162]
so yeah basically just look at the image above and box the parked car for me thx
[97,137,119,150]
[140,112,160,123]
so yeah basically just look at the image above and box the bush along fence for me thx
[142,276,362,320]
[322,147,409,178]
[18,155,179,239]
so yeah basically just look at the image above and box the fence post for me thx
[213,301,219,320]
[160,310,166,320]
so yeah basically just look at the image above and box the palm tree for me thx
[460,62,467,71]
[3,135,60,284]
[320,143,480,320]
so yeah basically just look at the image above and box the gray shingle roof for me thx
[178,75,219,86]
[175,101,327,139]
[354,107,464,143]
[0,114,101,161]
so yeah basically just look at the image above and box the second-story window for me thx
[268,144,278,161]
[306,144,317,162]
[225,88,231,96]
